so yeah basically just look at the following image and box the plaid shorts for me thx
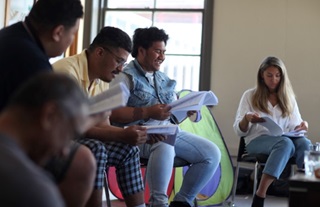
[76,138,144,196]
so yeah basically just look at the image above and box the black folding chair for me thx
[229,137,296,206]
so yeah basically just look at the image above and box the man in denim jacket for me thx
[110,27,221,207]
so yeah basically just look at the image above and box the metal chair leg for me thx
[231,164,240,203]
[253,162,259,197]
[193,198,198,207]
[104,170,111,207]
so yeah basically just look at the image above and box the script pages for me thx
[257,116,306,137]
[124,125,178,146]
[145,125,178,135]
[144,125,178,145]
[169,91,218,123]
[89,82,129,115]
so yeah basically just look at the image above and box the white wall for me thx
[211,0,320,155]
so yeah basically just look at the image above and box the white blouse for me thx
[233,88,303,145]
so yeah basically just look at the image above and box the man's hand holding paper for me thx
[123,125,148,145]
[147,104,171,120]
[144,125,178,146]
[245,112,265,123]
[147,134,167,144]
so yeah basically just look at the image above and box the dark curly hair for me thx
[132,27,169,58]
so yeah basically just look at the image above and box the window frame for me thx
[83,0,213,90]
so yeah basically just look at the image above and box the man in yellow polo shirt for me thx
[53,26,147,207]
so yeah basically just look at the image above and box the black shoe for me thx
[169,201,191,207]
[251,194,265,207]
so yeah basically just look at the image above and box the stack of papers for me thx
[126,125,178,146]
[88,82,129,115]
[257,116,306,137]
[169,91,218,123]
[144,125,178,135]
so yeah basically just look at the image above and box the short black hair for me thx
[8,72,88,118]
[28,0,83,31]
[89,26,132,53]
[132,27,169,58]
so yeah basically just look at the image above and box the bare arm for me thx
[239,112,264,132]
[85,122,147,146]
[239,114,250,132]
[110,104,172,124]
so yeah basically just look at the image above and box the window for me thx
[4,0,35,27]
[95,0,213,91]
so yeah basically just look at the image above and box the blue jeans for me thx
[139,129,221,207]
[246,135,311,178]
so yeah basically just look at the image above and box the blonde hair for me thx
[251,56,295,117]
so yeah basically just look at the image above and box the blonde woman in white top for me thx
[233,56,311,207]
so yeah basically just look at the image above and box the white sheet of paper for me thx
[144,125,178,146]
[282,130,307,138]
[258,116,306,137]
[257,116,283,136]
[89,82,129,115]
[169,91,218,122]
[144,125,178,135]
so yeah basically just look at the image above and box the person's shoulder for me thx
[0,140,64,206]
[0,22,33,47]
[0,136,45,179]
[244,88,255,95]
[4,171,64,207]
[52,52,85,79]
[53,53,82,68]
[120,61,135,76]
[156,70,172,81]
[0,22,41,54]
[0,22,49,68]
[239,88,255,100]
[0,22,24,38]
[111,71,129,86]
[22,170,64,207]
[122,60,135,71]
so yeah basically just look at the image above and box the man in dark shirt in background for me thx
[0,0,99,206]
[0,73,99,207]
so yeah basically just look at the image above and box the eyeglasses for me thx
[102,47,127,68]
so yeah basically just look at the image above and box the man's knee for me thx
[123,191,145,207]
[62,145,96,191]
[70,145,96,182]
[59,145,96,207]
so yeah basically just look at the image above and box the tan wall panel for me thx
[211,0,320,155]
